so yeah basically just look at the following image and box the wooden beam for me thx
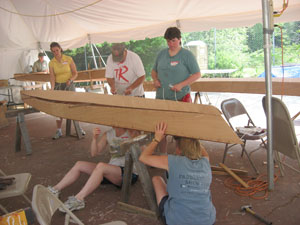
[14,69,106,82]
[144,78,300,96]
[21,90,242,144]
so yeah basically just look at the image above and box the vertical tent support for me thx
[262,0,274,191]
[88,34,98,69]
[93,44,106,67]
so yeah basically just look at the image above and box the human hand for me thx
[66,79,73,86]
[154,122,167,142]
[110,87,116,95]
[171,83,183,92]
[93,128,101,138]
[124,87,133,95]
[153,79,161,88]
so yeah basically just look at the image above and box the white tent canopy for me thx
[0,0,299,79]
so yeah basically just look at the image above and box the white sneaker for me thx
[59,196,85,212]
[47,186,60,198]
[52,130,62,140]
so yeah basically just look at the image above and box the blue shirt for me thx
[153,48,200,101]
[164,155,216,225]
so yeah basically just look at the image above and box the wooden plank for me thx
[144,78,300,96]
[14,69,106,82]
[211,165,248,175]
[0,105,9,128]
[219,163,249,188]
[130,145,158,213]
[5,108,39,118]
[117,202,157,219]
[21,90,242,144]
[15,113,32,155]
[121,151,134,203]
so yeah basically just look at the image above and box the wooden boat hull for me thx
[21,90,241,144]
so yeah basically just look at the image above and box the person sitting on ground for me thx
[32,52,48,73]
[139,122,216,225]
[47,127,139,212]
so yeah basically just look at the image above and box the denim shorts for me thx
[101,166,138,188]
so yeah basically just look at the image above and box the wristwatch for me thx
[152,138,160,143]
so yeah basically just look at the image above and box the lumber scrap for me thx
[219,163,249,188]
[14,69,106,82]
[21,90,242,144]
[211,165,248,175]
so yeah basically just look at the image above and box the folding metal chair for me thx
[262,96,300,176]
[31,184,84,225]
[31,184,127,225]
[0,168,31,214]
[221,98,267,174]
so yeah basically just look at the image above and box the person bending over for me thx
[48,127,139,212]
[139,122,216,225]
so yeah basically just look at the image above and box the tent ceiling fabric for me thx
[1,0,300,51]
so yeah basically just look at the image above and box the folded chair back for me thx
[32,184,84,225]
[262,96,300,159]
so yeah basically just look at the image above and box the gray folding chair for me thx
[221,98,267,174]
[0,168,31,214]
[31,184,127,225]
[262,96,300,176]
[31,184,84,225]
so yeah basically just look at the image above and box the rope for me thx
[224,173,279,199]
[0,0,103,17]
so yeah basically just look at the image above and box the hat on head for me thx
[38,52,45,57]
[111,43,125,62]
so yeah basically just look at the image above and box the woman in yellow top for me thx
[49,42,85,139]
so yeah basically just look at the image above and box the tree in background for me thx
[48,21,300,79]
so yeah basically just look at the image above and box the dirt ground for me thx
[1,106,300,224]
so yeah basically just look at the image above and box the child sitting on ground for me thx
[48,127,139,212]
[139,122,216,225]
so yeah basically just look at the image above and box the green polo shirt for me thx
[153,48,200,101]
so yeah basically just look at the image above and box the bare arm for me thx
[124,75,145,95]
[107,78,116,94]
[201,147,210,161]
[49,66,56,90]
[151,69,161,88]
[171,72,201,92]
[67,59,78,86]
[139,122,168,170]
[90,128,108,157]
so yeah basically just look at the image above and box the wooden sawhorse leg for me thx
[119,141,158,219]
[66,119,83,139]
[15,112,32,155]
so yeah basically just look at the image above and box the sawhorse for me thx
[6,108,39,155]
[118,134,158,219]
[66,119,84,139]
[194,92,211,105]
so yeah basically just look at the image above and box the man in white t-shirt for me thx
[105,43,145,97]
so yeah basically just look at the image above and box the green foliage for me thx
[247,23,264,52]
[47,21,300,79]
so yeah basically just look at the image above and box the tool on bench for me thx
[241,205,272,225]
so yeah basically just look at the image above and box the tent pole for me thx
[262,0,274,191]
[88,34,98,69]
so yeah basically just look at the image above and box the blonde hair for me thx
[177,138,203,160]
